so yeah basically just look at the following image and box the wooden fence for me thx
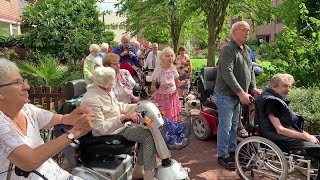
[28,86,66,111]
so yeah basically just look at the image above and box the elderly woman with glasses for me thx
[80,66,158,180]
[102,53,139,103]
[0,58,94,180]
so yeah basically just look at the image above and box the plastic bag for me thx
[162,116,191,150]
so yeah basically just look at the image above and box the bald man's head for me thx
[231,21,250,45]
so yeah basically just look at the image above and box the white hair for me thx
[89,44,100,52]
[158,47,175,68]
[0,58,19,84]
[268,73,295,88]
[133,41,140,47]
[100,43,109,50]
[91,66,116,88]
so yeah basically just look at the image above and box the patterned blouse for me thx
[111,69,137,103]
[175,54,192,78]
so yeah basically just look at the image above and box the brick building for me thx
[0,0,27,36]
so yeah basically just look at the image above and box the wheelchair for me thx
[189,67,218,140]
[235,104,319,180]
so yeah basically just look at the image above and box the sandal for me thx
[238,128,249,138]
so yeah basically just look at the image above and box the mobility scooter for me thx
[54,79,190,180]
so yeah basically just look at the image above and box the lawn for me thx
[191,58,207,72]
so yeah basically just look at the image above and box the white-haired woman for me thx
[80,66,158,180]
[99,42,109,59]
[83,44,103,84]
[150,47,189,123]
[0,58,94,180]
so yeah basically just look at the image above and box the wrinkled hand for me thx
[64,106,93,125]
[306,134,319,144]
[70,108,94,138]
[252,88,262,97]
[128,51,135,57]
[238,92,253,105]
[121,50,128,56]
[122,112,142,123]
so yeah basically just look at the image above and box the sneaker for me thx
[217,156,236,169]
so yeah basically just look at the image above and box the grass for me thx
[191,59,207,72]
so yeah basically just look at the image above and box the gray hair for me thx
[91,66,116,88]
[100,43,109,50]
[158,46,175,68]
[152,43,158,48]
[89,44,100,52]
[268,73,295,88]
[0,58,19,84]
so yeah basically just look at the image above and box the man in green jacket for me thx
[214,21,261,169]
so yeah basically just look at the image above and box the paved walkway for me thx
[171,136,240,180]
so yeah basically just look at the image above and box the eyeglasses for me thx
[235,29,251,33]
[0,79,28,88]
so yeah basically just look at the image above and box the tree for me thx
[21,0,114,64]
[116,0,198,52]
[191,1,230,66]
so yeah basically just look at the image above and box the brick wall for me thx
[0,0,21,21]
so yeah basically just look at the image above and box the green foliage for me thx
[18,56,68,87]
[0,35,25,48]
[296,1,320,37]
[116,0,199,52]
[21,0,114,64]
[0,48,20,63]
[289,87,320,134]
[258,26,320,87]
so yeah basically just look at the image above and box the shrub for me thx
[289,87,320,134]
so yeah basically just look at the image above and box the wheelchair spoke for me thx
[235,137,288,180]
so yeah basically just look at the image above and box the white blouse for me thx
[0,104,73,180]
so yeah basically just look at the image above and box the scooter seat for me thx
[78,133,135,163]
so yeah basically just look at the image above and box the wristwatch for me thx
[65,132,80,147]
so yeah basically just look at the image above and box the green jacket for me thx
[83,59,96,84]
[214,38,256,96]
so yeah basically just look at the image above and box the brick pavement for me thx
[171,136,241,180]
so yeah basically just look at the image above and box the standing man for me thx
[214,21,261,169]
[144,43,160,72]
[113,35,140,76]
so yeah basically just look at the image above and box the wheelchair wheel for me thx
[192,115,211,140]
[235,136,288,180]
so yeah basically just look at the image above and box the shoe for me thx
[217,156,235,169]
[237,128,249,138]
[229,151,235,161]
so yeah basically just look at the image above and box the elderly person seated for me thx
[83,44,103,84]
[102,53,139,103]
[80,66,158,180]
[256,73,320,178]
[0,58,94,180]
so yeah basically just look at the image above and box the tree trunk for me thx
[207,15,216,67]
[170,15,181,53]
